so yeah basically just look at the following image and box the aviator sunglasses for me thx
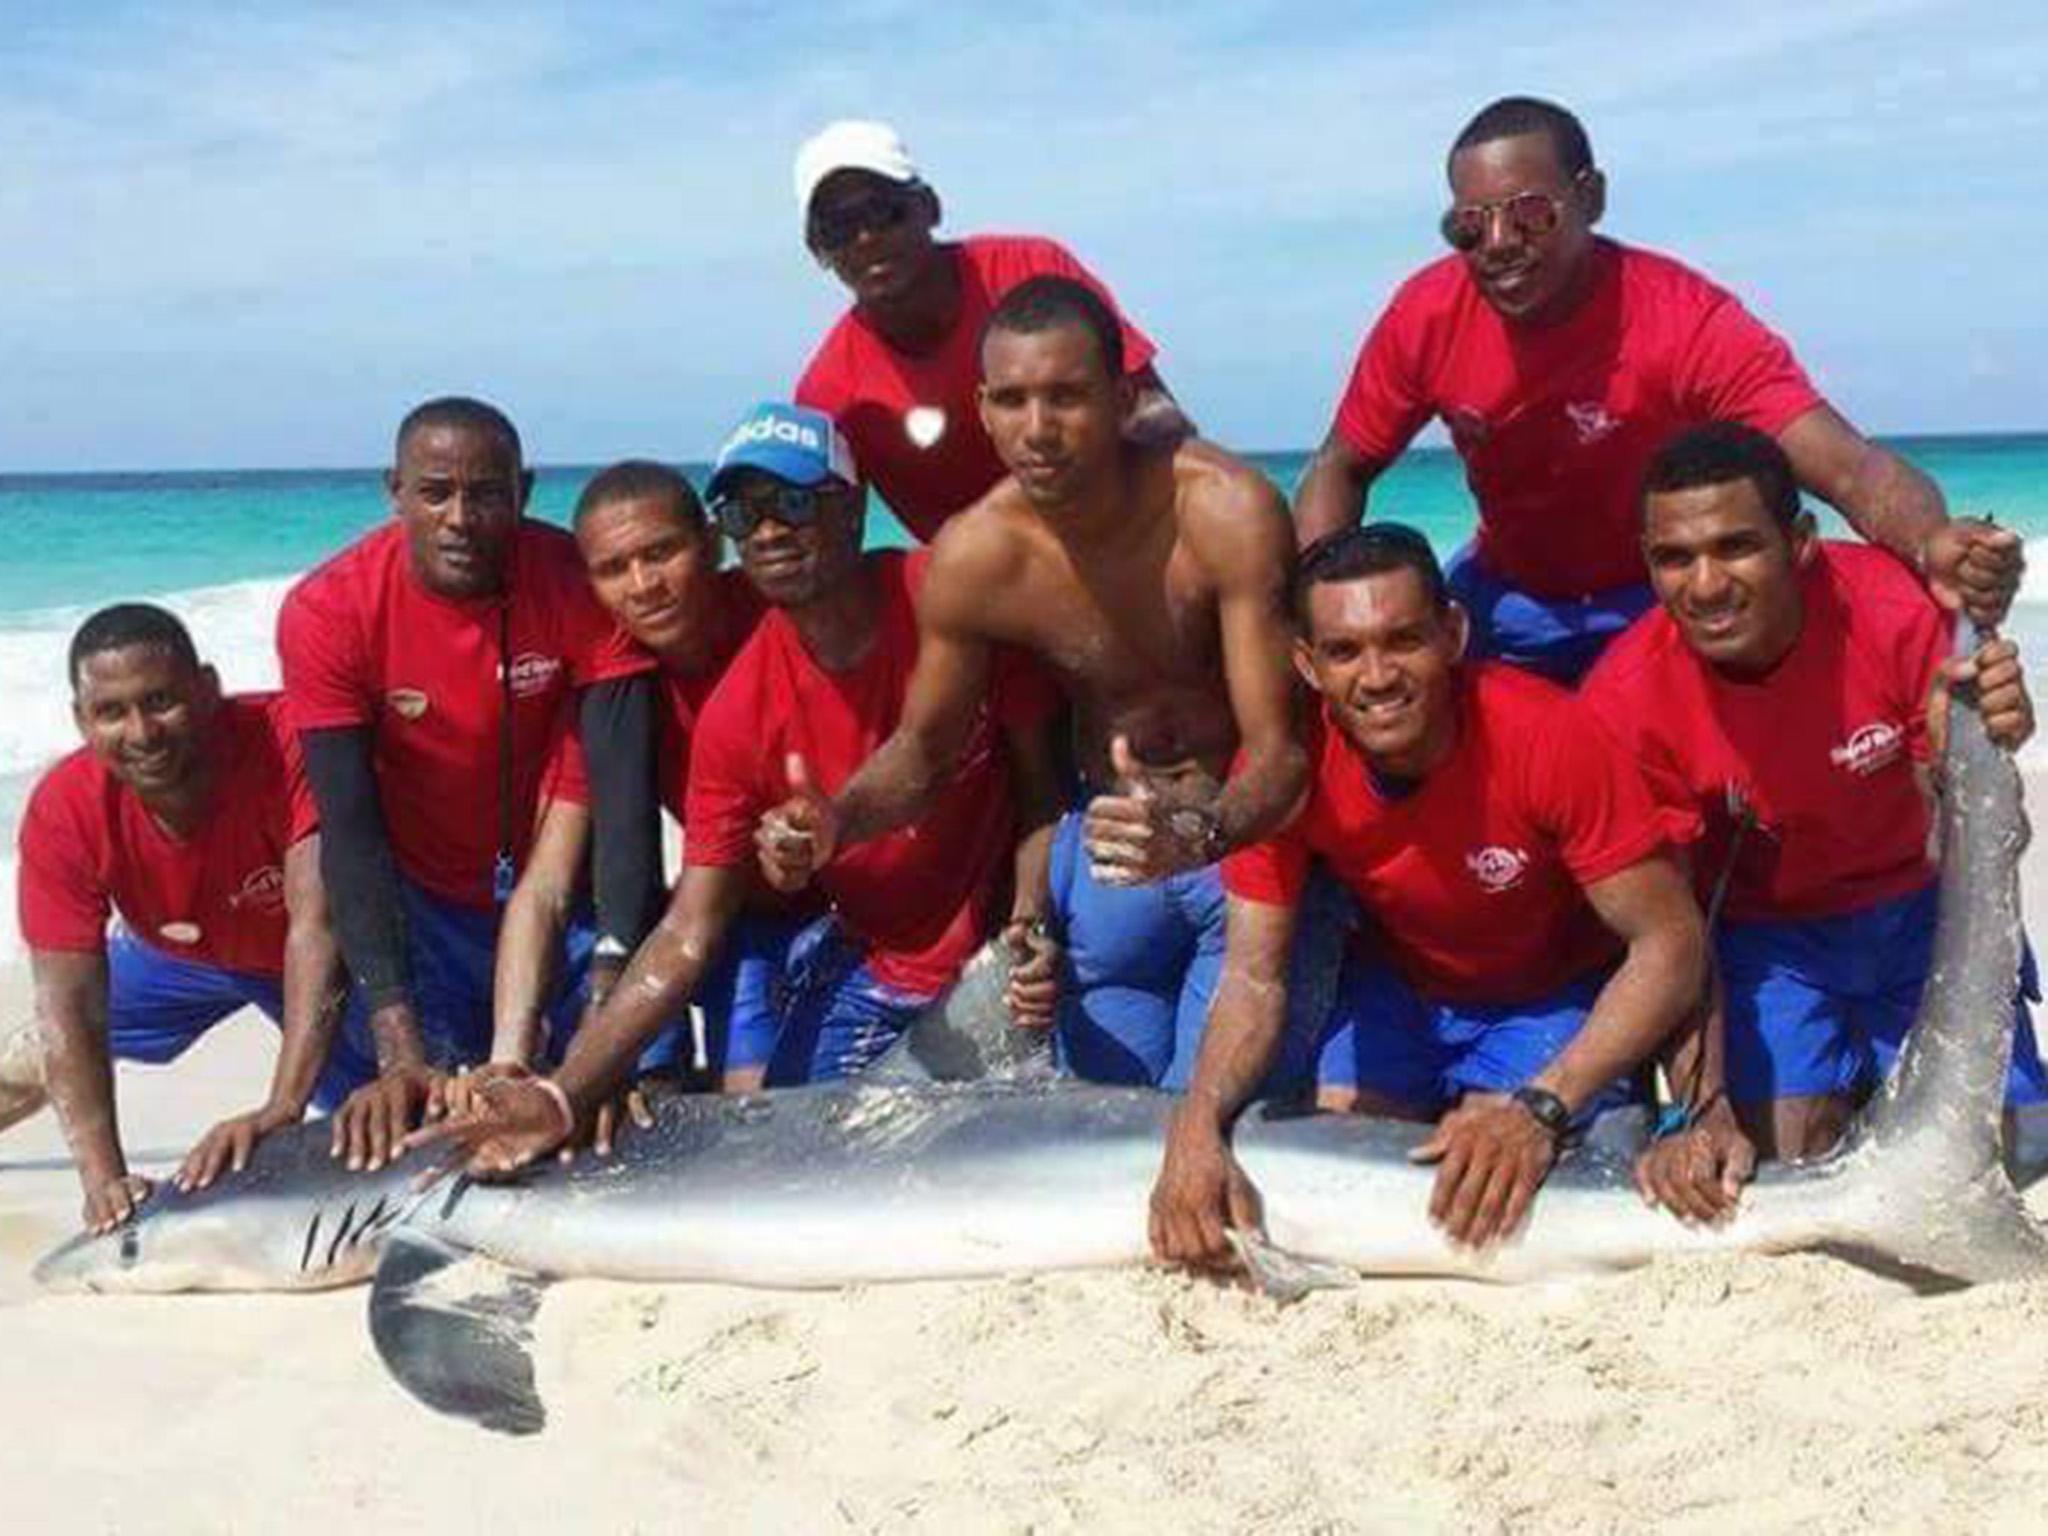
[1438,172,1590,253]
[710,482,848,541]
[809,189,916,253]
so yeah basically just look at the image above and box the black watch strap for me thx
[1511,1085,1572,1141]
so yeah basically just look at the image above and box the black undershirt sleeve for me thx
[300,726,412,1010]
[579,675,662,966]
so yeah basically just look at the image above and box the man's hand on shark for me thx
[1634,1098,1757,1226]
[1149,1107,1264,1271]
[1921,519,2022,630]
[1413,1093,1559,1250]
[83,1171,151,1235]
[332,1066,447,1173]
[177,1101,302,1193]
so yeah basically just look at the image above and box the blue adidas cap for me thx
[706,403,860,500]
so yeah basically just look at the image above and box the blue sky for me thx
[3,0,2043,470]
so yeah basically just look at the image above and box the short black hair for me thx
[982,274,1124,380]
[1642,422,1802,532]
[68,603,199,691]
[394,396,524,468]
[1449,96,1594,179]
[572,459,708,535]
[1293,523,1448,627]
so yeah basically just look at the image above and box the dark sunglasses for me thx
[710,482,845,541]
[809,191,915,253]
[1439,174,1588,252]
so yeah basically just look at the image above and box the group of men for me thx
[4,97,2037,1264]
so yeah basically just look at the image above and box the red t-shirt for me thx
[1581,542,1946,923]
[1331,239,1823,597]
[1223,665,1669,1003]
[795,234,1158,541]
[683,550,1047,995]
[278,520,654,909]
[542,571,765,822]
[18,694,317,977]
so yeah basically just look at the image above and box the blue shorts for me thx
[1445,541,1654,686]
[104,928,357,1111]
[1317,954,1639,1123]
[1046,811,1343,1094]
[1719,882,2048,1107]
[725,916,933,1086]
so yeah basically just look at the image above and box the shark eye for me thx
[119,1225,140,1266]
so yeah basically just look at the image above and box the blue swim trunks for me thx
[725,915,935,1086]
[1046,811,1345,1094]
[1445,541,1654,686]
[1719,881,2048,1107]
[1317,952,1638,1124]
[103,927,357,1111]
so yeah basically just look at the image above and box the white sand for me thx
[8,785,2048,1533]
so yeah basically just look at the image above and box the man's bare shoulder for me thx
[921,482,1042,629]
[1168,439,1293,580]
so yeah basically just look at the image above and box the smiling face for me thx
[1295,567,1467,778]
[387,422,531,600]
[72,644,220,802]
[576,495,721,662]
[977,321,1130,511]
[1642,476,1814,674]
[1445,130,1603,326]
[723,470,864,610]
[807,169,940,310]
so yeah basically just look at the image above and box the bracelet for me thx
[532,1076,578,1142]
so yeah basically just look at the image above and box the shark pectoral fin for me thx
[367,1229,551,1437]
[1225,1228,1357,1304]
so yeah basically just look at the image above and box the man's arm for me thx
[409,862,748,1176]
[489,797,591,1068]
[1291,430,1391,550]
[1415,855,1706,1249]
[29,948,145,1232]
[1779,405,2020,626]
[178,834,352,1190]
[998,713,1066,1029]
[578,676,662,975]
[1150,893,1296,1267]
[1632,957,1756,1225]
[1125,364,1196,448]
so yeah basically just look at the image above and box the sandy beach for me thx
[6,783,2048,1533]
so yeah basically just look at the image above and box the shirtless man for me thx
[766,275,1318,1090]
[1295,95,2020,681]
[4,605,351,1230]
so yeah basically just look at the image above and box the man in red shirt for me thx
[1151,527,1705,1261]
[1294,95,2019,683]
[413,403,1062,1173]
[277,398,659,1171]
[792,118,1188,539]
[1582,423,2045,1219]
[5,606,351,1232]
[479,460,791,1098]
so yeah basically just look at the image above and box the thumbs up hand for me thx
[1083,735,1222,887]
[756,752,839,893]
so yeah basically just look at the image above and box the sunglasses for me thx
[1438,174,1588,253]
[809,191,915,253]
[710,482,846,541]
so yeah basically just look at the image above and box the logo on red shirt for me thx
[504,652,564,700]
[159,921,202,946]
[1829,720,1904,777]
[904,406,947,449]
[227,863,287,915]
[1565,401,1621,445]
[387,688,429,721]
[1466,844,1531,893]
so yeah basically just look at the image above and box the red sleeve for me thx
[680,679,766,869]
[1330,284,1434,464]
[540,719,592,809]
[794,325,855,414]
[276,577,372,732]
[1005,238,1158,378]
[16,770,110,954]
[1220,824,1313,907]
[1525,700,1673,885]
[1577,667,1705,850]
[1672,281,1825,437]
[265,696,321,844]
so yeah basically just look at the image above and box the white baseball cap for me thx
[793,119,921,215]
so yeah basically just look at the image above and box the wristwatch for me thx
[1167,806,1227,866]
[1510,1085,1572,1142]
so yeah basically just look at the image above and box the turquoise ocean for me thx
[4,436,2046,959]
